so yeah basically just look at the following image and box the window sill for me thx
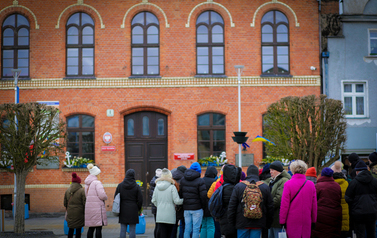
[1,78,31,81]
[194,75,227,78]
[345,117,369,119]
[260,74,292,78]
[63,76,96,80]
[62,167,88,172]
[364,56,377,65]
[129,75,162,79]
[0,168,33,173]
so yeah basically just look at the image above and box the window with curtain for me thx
[2,14,30,78]
[67,115,95,161]
[197,113,226,160]
[196,11,225,75]
[261,10,289,75]
[66,12,94,77]
[343,82,367,118]
[131,12,159,76]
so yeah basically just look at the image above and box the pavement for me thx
[2,212,155,238]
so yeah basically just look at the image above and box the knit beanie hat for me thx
[161,168,172,179]
[241,171,246,181]
[321,167,333,177]
[177,166,187,174]
[270,161,284,172]
[155,168,162,178]
[331,161,343,173]
[87,163,101,176]
[348,153,360,164]
[71,172,81,183]
[369,152,377,163]
[190,162,202,174]
[305,167,317,178]
[355,160,368,171]
[262,163,270,173]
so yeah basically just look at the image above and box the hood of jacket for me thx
[156,177,175,191]
[184,169,201,181]
[122,169,137,189]
[204,166,218,178]
[68,182,82,194]
[279,170,292,180]
[172,169,185,181]
[333,172,346,180]
[85,174,98,186]
[355,170,373,184]
[223,164,238,184]
[246,164,260,182]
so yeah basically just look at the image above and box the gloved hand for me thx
[311,223,316,230]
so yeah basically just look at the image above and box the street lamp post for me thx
[235,65,244,168]
[11,69,21,221]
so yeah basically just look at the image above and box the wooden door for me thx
[125,112,167,206]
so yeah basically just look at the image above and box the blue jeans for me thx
[200,217,215,238]
[184,209,203,238]
[120,223,135,238]
[268,227,281,238]
[237,229,262,238]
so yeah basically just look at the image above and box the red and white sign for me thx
[103,132,112,144]
[101,146,116,151]
[174,153,195,160]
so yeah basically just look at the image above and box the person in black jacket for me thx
[115,169,143,238]
[180,162,207,238]
[149,168,162,238]
[201,166,218,238]
[347,153,360,180]
[219,164,241,238]
[171,166,187,238]
[227,164,273,238]
[345,160,377,238]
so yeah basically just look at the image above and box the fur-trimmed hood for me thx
[156,177,175,191]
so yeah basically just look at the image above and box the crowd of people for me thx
[63,151,377,238]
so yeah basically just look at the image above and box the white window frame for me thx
[368,29,377,56]
[341,80,368,118]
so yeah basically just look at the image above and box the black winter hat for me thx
[177,165,187,174]
[369,152,377,163]
[355,160,368,171]
[270,161,284,172]
[348,153,360,164]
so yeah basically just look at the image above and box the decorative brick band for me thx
[0,183,118,189]
[0,76,320,90]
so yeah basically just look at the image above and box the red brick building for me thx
[0,0,336,213]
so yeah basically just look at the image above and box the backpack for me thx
[112,193,120,216]
[208,183,230,219]
[241,180,264,219]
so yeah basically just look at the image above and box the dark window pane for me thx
[18,28,28,37]
[198,114,210,126]
[344,97,352,115]
[198,142,210,151]
[213,130,225,140]
[18,37,28,46]
[67,13,80,25]
[128,119,134,136]
[82,154,94,160]
[371,39,377,55]
[82,132,94,142]
[68,132,79,142]
[276,11,288,23]
[213,141,225,151]
[3,15,15,27]
[197,11,209,24]
[356,97,364,115]
[147,66,158,74]
[83,143,94,153]
[356,84,364,92]
[262,11,273,23]
[67,116,79,127]
[3,29,14,46]
[3,59,13,68]
[3,50,13,59]
[344,84,352,93]
[17,15,29,27]
[198,130,210,140]
[82,115,94,127]
[143,116,149,136]
[147,26,158,44]
[157,119,164,136]
[67,143,79,154]
[213,114,225,125]
[3,68,12,77]
[132,13,144,25]
[197,25,209,43]
[3,28,13,37]
[146,12,159,25]
[198,152,210,160]
[81,13,94,25]
[211,12,224,24]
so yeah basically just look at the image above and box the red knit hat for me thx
[71,172,81,183]
[305,167,317,178]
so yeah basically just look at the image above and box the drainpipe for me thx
[322,51,330,95]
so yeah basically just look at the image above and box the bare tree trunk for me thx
[14,171,27,234]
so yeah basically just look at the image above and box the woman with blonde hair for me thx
[279,160,317,238]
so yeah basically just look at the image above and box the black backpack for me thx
[208,183,230,219]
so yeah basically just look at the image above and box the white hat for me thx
[155,168,162,178]
[87,163,101,176]
[160,168,172,179]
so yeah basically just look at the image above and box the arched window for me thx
[261,10,289,75]
[197,113,226,160]
[67,115,95,161]
[66,12,94,77]
[2,14,30,78]
[196,11,224,75]
[131,12,159,76]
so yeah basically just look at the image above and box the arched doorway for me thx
[124,111,167,206]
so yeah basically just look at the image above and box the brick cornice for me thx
[0,76,320,90]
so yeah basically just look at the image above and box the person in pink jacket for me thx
[279,160,317,238]
[85,164,108,238]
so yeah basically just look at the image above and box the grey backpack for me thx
[112,193,120,216]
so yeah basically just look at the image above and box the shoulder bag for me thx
[290,180,307,203]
